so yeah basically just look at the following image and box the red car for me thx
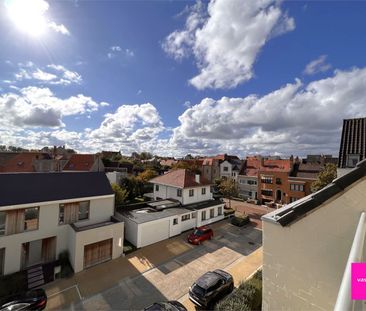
[188,226,213,245]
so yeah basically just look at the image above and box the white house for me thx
[262,159,366,310]
[119,169,225,248]
[0,172,124,280]
[220,159,241,182]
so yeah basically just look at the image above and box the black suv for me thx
[144,300,187,311]
[189,269,234,308]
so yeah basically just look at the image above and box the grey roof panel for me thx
[0,172,113,207]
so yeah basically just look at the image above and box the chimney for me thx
[195,174,200,183]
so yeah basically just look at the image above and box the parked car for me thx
[189,269,234,308]
[187,226,213,245]
[144,300,187,311]
[0,289,47,311]
[231,215,250,227]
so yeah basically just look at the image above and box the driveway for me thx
[225,199,273,229]
[75,221,262,310]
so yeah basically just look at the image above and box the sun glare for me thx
[5,0,49,37]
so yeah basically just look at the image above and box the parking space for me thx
[75,220,262,310]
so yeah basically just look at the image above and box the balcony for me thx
[335,212,366,311]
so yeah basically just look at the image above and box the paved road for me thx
[75,222,262,310]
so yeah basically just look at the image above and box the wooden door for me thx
[83,239,112,269]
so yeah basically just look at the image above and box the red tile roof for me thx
[239,157,292,176]
[63,154,97,171]
[150,169,212,188]
[1,152,50,173]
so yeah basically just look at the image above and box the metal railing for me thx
[334,212,366,311]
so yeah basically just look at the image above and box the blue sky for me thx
[1,0,366,157]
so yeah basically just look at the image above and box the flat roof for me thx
[120,207,192,224]
[120,199,224,224]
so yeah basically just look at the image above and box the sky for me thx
[1,0,366,157]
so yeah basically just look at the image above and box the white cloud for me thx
[107,46,135,59]
[304,55,332,75]
[48,21,70,36]
[0,86,101,129]
[13,63,82,85]
[169,67,366,156]
[100,102,110,107]
[163,0,295,90]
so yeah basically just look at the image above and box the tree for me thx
[219,178,238,208]
[172,160,202,174]
[137,169,157,183]
[111,183,129,205]
[311,163,337,193]
[120,177,144,200]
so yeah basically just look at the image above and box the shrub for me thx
[215,270,262,311]
[58,250,74,278]
[231,215,250,227]
[224,208,235,216]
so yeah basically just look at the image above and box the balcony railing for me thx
[334,212,366,311]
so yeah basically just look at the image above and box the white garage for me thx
[119,199,225,249]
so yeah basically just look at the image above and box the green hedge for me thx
[231,215,250,227]
[215,269,262,311]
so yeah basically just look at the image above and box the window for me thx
[223,166,229,172]
[290,184,304,192]
[210,209,215,218]
[201,211,207,221]
[248,180,257,185]
[276,178,282,185]
[218,206,223,215]
[192,212,197,219]
[78,201,90,221]
[261,176,273,184]
[59,201,90,225]
[347,154,360,168]
[290,197,298,203]
[201,188,206,195]
[182,214,190,221]
[155,185,159,191]
[261,189,273,196]
[173,218,178,225]
[189,189,194,197]
[239,179,245,184]
[0,212,5,236]
[177,189,182,197]
[24,207,39,231]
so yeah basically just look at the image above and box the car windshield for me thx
[192,284,206,296]
[193,229,204,236]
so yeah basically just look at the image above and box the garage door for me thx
[139,219,170,248]
[84,239,112,269]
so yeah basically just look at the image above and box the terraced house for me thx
[0,172,123,280]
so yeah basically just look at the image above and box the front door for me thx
[21,237,56,269]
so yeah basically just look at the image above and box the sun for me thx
[5,0,49,37]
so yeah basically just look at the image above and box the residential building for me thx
[220,157,242,182]
[119,169,225,248]
[338,117,366,168]
[0,172,123,277]
[258,158,293,205]
[201,157,220,183]
[262,159,366,310]
[62,154,104,172]
[0,152,17,172]
[237,157,259,201]
[0,152,52,173]
[160,159,178,168]
[150,169,213,205]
